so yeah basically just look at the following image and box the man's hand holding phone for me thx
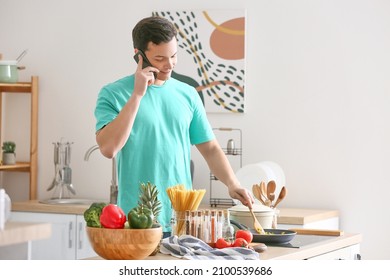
[134,50,158,79]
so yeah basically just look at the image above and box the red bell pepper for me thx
[99,204,127,229]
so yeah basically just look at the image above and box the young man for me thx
[94,16,254,236]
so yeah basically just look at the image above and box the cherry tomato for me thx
[215,238,232,249]
[232,237,249,248]
[235,229,253,243]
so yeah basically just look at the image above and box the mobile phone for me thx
[133,50,157,78]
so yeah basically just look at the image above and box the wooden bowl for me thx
[86,226,162,260]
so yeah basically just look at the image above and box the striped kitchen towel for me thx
[159,235,260,260]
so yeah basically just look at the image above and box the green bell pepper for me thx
[128,205,154,229]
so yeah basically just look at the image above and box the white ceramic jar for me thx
[229,204,274,229]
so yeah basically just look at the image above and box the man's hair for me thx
[132,16,177,51]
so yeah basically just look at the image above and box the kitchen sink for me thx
[39,198,100,205]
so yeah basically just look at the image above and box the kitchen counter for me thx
[12,200,91,215]
[11,200,357,260]
[0,221,51,247]
[258,232,361,260]
[88,232,362,260]
[0,221,52,260]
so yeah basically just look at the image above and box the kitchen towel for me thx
[160,235,260,260]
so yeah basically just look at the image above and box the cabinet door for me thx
[10,212,76,260]
[307,244,361,260]
[75,215,97,259]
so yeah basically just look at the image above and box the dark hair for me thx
[132,16,177,51]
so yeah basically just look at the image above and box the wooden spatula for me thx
[249,207,265,234]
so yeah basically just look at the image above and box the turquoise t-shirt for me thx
[94,75,214,232]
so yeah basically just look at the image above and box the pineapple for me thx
[138,182,162,224]
[138,182,163,256]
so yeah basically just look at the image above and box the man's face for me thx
[144,38,178,82]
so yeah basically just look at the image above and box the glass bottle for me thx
[222,209,235,243]
[203,210,210,242]
[185,210,191,235]
[210,210,217,243]
[196,210,203,239]
[217,210,223,239]
[190,211,196,236]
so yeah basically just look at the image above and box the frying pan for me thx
[230,220,296,244]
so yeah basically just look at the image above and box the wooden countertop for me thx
[12,200,91,215]
[11,201,339,225]
[277,208,339,225]
[0,221,52,247]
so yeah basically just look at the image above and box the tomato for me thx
[235,229,253,243]
[215,238,232,249]
[99,204,127,229]
[232,237,249,248]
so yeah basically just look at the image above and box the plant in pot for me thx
[2,141,16,165]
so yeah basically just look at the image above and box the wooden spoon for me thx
[266,180,276,207]
[260,181,268,202]
[269,192,276,207]
[252,184,265,205]
[249,207,265,234]
[273,186,287,208]
[266,180,276,201]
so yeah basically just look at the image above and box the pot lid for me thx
[228,203,273,213]
[0,60,17,65]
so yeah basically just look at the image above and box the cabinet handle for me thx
[68,222,73,248]
[78,222,83,249]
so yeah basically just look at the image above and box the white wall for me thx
[1,0,389,259]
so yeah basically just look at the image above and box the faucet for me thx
[84,145,118,204]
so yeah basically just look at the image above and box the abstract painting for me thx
[153,10,246,113]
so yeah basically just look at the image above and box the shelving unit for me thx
[209,128,242,207]
[0,76,39,200]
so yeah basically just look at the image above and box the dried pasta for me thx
[166,184,206,234]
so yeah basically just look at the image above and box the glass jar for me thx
[272,208,280,229]
[171,210,189,236]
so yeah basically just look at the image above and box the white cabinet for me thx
[307,244,361,260]
[9,211,96,260]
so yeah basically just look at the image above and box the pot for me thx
[228,204,274,229]
[0,60,21,83]
[2,152,16,165]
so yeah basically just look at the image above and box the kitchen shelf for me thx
[0,162,30,171]
[209,128,242,207]
[0,76,38,200]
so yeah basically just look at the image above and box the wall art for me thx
[153,10,246,113]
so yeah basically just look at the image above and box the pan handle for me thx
[230,219,250,230]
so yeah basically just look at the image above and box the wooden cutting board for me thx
[289,228,344,236]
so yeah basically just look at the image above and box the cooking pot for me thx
[229,204,274,229]
[0,60,22,83]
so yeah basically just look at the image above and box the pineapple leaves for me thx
[138,182,162,221]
